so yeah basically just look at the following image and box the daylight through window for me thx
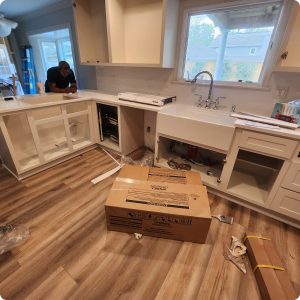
[183,1,282,84]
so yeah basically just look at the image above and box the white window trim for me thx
[26,23,78,83]
[176,0,294,89]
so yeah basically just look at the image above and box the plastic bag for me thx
[0,224,29,255]
[121,149,154,167]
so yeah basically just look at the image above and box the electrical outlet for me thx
[275,87,289,100]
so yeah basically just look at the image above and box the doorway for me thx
[28,27,76,86]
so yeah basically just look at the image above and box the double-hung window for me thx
[179,0,291,86]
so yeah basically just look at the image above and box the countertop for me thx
[1,90,299,140]
[0,90,163,115]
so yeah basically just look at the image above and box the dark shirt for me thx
[45,66,76,92]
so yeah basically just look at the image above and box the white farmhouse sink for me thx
[157,104,236,152]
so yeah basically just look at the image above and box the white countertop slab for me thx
[235,119,300,140]
[0,90,163,115]
[1,90,299,141]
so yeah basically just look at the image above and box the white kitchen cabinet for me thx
[275,4,300,71]
[96,103,144,155]
[222,128,295,207]
[73,0,179,67]
[72,0,109,64]
[270,144,300,219]
[0,112,40,173]
[0,101,96,179]
[271,188,300,220]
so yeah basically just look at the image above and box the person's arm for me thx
[68,71,77,93]
[48,82,73,93]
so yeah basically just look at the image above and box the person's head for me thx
[58,61,71,77]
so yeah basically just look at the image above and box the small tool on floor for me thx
[212,214,233,224]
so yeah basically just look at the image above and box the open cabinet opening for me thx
[156,135,227,188]
[227,149,284,205]
[97,103,120,152]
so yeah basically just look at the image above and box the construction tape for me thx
[254,264,285,272]
[244,235,271,242]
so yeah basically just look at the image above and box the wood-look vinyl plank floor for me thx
[0,148,299,300]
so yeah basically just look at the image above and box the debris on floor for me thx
[167,159,191,170]
[0,224,29,255]
[212,214,234,224]
[91,148,122,184]
[224,236,247,274]
[134,233,143,240]
[121,148,154,167]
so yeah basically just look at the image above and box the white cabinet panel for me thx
[239,130,297,159]
[282,163,300,193]
[271,188,300,220]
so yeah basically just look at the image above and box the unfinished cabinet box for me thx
[0,101,95,179]
[222,128,296,208]
[97,103,144,154]
[155,135,227,189]
[73,0,109,64]
[73,0,179,67]
[106,0,179,66]
[226,150,284,206]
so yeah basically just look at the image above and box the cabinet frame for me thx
[0,101,95,179]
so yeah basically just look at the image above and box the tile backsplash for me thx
[95,66,299,116]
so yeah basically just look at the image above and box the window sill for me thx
[171,79,270,92]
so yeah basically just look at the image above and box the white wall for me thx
[96,66,297,116]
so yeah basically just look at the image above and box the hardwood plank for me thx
[25,266,78,300]
[0,147,299,299]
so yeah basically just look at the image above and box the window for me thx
[0,43,16,80]
[28,28,76,84]
[180,1,285,85]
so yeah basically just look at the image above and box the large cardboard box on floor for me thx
[118,164,203,185]
[105,165,211,243]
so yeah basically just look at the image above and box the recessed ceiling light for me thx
[0,0,6,5]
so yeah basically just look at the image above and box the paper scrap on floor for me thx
[91,148,122,184]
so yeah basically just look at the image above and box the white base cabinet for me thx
[96,103,144,155]
[155,126,300,228]
[0,101,96,179]
[270,146,300,220]
[271,188,300,220]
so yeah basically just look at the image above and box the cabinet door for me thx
[271,188,300,220]
[278,5,300,69]
[282,163,300,193]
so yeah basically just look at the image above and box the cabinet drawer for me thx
[239,131,297,159]
[282,163,300,193]
[271,188,300,220]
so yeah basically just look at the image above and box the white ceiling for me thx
[0,0,66,19]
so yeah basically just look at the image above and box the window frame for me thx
[176,0,294,88]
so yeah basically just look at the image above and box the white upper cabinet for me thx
[73,0,109,64]
[276,5,300,71]
[73,0,179,67]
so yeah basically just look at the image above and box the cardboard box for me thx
[118,165,203,185]
[245,232,297,300]
[105,167,211,243]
